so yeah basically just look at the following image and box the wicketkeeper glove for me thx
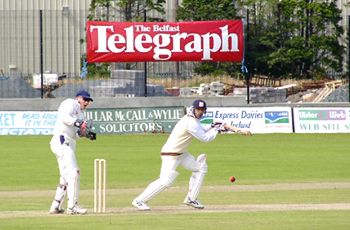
[77,120,97,141]
[86,130,97,141]
[74,119,85,128]
[77,127,97,140]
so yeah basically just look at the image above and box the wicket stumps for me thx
[94,159,106,213]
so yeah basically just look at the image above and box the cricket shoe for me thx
[49,206,65,214]
[67,204,87,215]
[183,197,204,209]
[132,198,151,211]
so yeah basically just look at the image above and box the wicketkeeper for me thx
[132,99,249,211]
[49,90,96,215]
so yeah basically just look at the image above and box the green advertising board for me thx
[84,107,185,134]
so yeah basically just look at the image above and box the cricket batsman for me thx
[132,99,251,211]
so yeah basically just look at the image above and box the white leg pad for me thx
[66,168,80,208]
[50,177,67,209]
[197,154,208,173]
[137,170,179,203]
[188,154,207,200]
[54,181,67,205]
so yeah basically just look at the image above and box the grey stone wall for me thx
[323,84,349,102]
[0,76,41,98]
[0,96,247,111]
[1,96,349,112]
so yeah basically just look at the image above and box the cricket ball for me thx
[229,176,236,183]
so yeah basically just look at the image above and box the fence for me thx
[0,9,204,99]
[0,10,348,103]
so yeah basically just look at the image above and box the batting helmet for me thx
[192,99,207,110]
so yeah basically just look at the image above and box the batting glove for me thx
[215,123,227,133]
[211,122,222,128]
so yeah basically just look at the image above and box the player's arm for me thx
[62,111,94,139]
[212,122,252,136]
[187,119,219,142]
[226,124,252,136]
[59,100,81,127]
[59,101,88,130]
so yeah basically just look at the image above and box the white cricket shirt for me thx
[161,114,218,154]
[52,98,85,140]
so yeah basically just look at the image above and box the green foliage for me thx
[88,0,113,21]
[177,0,345,79]
[176,0,236,21]
[242,0,345,79]
[88,0,165,21]
[81,55,110,79]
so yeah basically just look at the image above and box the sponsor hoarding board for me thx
[294,107,350,133]
[198,107,293,133]
[86,107,184,134]
[3,107,350,135]
[0,111,57,135]
[87,20,243,63]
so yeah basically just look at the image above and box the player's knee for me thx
[197,154,208,174]
[73,168,80,177]
[200,163,208,174]
[59,177,67,186]
[160,170,179,188]
[67,168,80,180]
[58,183,67,190]
[197,153,206,162]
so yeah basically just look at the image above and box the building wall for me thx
[0,0,91,77]
[337,0,349,27]
[0,0,183,78]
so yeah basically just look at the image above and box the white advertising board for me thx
[0,111,57,135]
[2,107,349,135]
[199,107,293,133]
[293,107,350,133]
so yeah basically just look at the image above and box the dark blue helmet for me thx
[192,99,207,110]
[76,89,93,101]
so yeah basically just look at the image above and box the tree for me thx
[177,0,237,21]
[88,0,165,22]
[240,0,345,79]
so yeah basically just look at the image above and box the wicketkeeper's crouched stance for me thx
[132,99,251,211]
[49,90,96,215]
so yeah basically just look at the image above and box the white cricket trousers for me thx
[50,135,80,209]
[136,152,207,203]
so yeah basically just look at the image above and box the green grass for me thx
[1,134,349,190]
[0,133,350,229]
[1,211,350,230]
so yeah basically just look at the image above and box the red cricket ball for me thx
[229,176,236,183]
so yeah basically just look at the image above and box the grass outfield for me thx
[0,133,350,229]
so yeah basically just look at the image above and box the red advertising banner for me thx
[87,20,244,63]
